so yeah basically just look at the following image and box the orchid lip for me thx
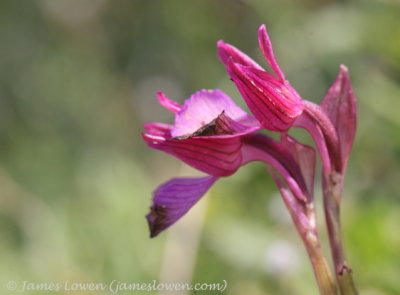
[145,131,316,237]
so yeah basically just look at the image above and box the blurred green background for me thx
[1,0,399,294]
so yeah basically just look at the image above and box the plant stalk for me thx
[323,173,358,295]
[303,232,338,295]
[299,102,359,295]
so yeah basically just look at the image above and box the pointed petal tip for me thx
[321,65,357,171]
[157,91,182,113]
[217,40,226,47]
[146,212,161,238]
[148,226,159,238]
[145,176,218,238]
[338,65,350,81]
[339,64,349,73]
[146,205,168,239]
[257,24,269,45]
[217,40,263,70]
[257,24,285,81]
[217,41,231,61]
[335,65,353,91]
[216,41,225,55]
[156,90,166,103]
[258,24,267,34]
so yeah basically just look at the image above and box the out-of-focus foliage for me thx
[0,0,399,294]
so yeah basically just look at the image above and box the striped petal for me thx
[143,119,244,177]
[227,61,303,131]
[147,176,219,237]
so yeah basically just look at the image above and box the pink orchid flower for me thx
[143,89,314,237]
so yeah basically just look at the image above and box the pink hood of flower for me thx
[218,25,303,132]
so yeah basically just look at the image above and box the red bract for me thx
[218,25,303,132]
[294,66,357,175]
[321,65,357,174]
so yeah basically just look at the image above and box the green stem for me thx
[323,173,358,295]
[301,102,359,294]
[283,197,338,295]
[304,232,338,295]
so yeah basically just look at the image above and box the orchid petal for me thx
[157,91,182,113]
[321,65,357,171]
[146,176,218,237]
[143,123,244,177]
[258,24,285,81]
[218,26,304,132]
[227,61,303,131]
[217,40,263,70]
[243,67,303,113]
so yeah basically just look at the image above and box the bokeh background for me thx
[1,0,399,294]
